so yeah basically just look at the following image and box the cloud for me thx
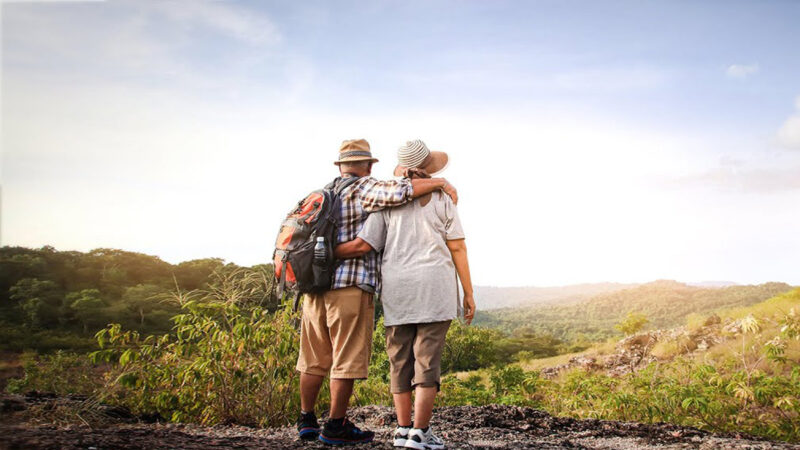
[2,1,290,100]
[668,156,800,193]
[777,96,800,149]
[152,2,281,46]
[725,63,759,79]
[554,66,670,92]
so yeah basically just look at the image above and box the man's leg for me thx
[300,373,325,413]
[329,378,355,419]
[412,386,437,429]
[295,292,332,439]
[326,287,375,411]
[318,287,376,444]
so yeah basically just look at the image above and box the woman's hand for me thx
[463,293,476,325]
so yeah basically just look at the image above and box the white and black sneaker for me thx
[404,427,444,450]
[393,426,411,447]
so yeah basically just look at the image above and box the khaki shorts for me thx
[386,320,451,393]
[296,286,375,379]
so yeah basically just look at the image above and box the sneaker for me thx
[393,426,411,447]
[405,427,444,450]
[318,417,375,446]
[296,411,320,440]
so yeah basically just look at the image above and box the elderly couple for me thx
[294,138,476,448]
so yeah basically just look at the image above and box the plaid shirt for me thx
[332,175,414,292]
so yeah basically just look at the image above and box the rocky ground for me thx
[540,314,740,378]
[2,393,798,449]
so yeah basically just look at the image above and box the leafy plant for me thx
[615,312,649,336]
[91,268,300,427]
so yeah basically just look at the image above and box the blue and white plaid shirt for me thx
[332,175,413,292]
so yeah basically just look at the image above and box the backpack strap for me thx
[276,253,287,299]
[292,291,302,313]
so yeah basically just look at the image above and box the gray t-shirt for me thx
[358,191,465,327]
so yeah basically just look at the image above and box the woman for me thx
[335,139,476,449]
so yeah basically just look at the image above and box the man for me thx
[334,139,476,449]
[296,139,457,445]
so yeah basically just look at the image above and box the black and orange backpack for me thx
[273,176,360,306]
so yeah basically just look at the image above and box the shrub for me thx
[614,312,649,336]
[442,321,504,372]
[6,351,102,395]
[92,269,301,427]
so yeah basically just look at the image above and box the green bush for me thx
[6,351,102,395]
[92,269,300,427]
[442,321,504,372]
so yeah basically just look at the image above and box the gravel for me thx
[1,395,797,450]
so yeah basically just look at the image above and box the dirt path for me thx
[1,397,797,449]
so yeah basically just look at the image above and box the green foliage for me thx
[0,245,275,353]
[476,280,793,344]
[9,278,62,328]
[67,289,106,333]
[6,351,102,395]
[91,269,297,427]
[432,290,800,443]
[442,321,504,372]
[614,312,649,336]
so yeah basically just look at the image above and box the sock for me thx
[300,410,314,417]
[327,417,346,429]
[398,423,412,428]
[419,426,430,433]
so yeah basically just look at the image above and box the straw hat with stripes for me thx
[394,139,449,176]
[333,138,379,165]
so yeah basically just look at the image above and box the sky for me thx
[2,0,799,287]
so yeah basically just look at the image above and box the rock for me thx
[1,395,26,413]
[2,404,795,449]
[704,314,722,326]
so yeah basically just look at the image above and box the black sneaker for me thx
[296,411,320,440]
[318,417,375,446]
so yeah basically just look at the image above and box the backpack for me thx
[273,176,360,307]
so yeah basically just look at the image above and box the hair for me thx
[339,161,372,175]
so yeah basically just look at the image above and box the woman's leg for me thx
[386,324,416,426]
[393,391,413,427]
[410,320,452,429]
[412,386,437,428]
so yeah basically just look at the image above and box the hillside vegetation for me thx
[441,288,800,442]
[473,282,638,310]
[475,280,793,343]
[3,245,799,442]
[0,246,277,352]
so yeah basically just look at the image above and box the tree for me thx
[67,289,106,333]
[9,278,62,328]
[615,312,649,336]
[122,284,169,327]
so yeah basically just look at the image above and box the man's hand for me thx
[334,238,373,259]
[442,179,458,205]
[409,178,457,204]
[463,293,475,325]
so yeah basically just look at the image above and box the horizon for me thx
[4,242,793,290]
[2,1,800,286]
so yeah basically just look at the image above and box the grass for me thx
[518,337,619,372]
[721,288,800,321]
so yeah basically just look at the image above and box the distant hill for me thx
[473,282,639,310]
[474,280,794,342]
[687,281,740,288]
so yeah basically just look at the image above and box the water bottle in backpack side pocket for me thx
[312,236,331,290]
[314,236,326,263]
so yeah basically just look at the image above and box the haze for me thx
[2,1,800,286]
